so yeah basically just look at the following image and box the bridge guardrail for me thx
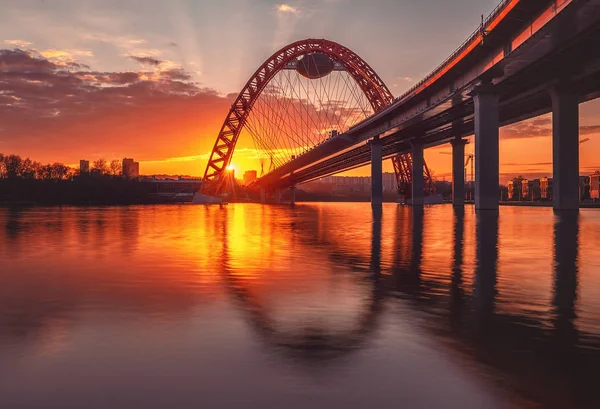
[395,0,513,104]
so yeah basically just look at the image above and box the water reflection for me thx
[223,205,384,363]
[1,204,600,409]
[392,206,424,296]
[369,206,382,277]
[474,210,499,320]
[451,207,465,314]
[552,212,579,344]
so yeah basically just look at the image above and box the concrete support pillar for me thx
[550,86,580,211]
[472,83,499,210]
[369,137,383,207]
[451,138,467,206]
[290,186,296,206]
[274,190,282,205]
[411,143,424,206]
[260,188,266,204]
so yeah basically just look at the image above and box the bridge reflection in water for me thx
[218,204,599,407]
[227,205,600,407]
[1,204,600,408]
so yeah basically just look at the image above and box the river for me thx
[1,203,599,409]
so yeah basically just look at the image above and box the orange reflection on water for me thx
[2,203,600,409]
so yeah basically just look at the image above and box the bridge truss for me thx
[202,38,434,196]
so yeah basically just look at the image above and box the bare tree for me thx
[92,158,109,175]
[50,163,69,180]
[32,161,43,179]
[4,154,22,179]
[109,159,122,176]
[38,164,53,180]
[21,158,36,179]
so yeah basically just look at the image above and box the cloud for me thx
[128,55,164,67]
[502,162,552,167]
[81,32,146,48]
[276,4,298,14]
[502,116,600,139]
[581,125,600,135]
[0,48,233,168]
[501,117,552,139]
[4,40,32,48]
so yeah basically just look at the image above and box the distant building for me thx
[523,179,541,201]
[317,173,398,193]
[243,170,258,186]
[508,179,523,200]
[521,179,529,200]
[382,172,397,192]
[80,160,90,174]
[590,172,600,200]
[122,158,140,178]
[580,175,591,201]
[540,177,553,200]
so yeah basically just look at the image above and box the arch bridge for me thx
[204,0,600,210]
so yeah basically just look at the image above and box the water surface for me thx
[1,204,599,409]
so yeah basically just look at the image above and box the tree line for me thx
[0,153,124,180]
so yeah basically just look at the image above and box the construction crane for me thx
[439,151,474,183]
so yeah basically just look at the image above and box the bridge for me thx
[203,0,600,211]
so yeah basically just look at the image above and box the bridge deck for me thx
[253,0,600,190]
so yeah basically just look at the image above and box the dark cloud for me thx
[160,68,191,81]
[0,49,58,72]
[502,162,553,166]
[501,115,552,139]
[581,125,600,135]
[128,55,164,67]
[502,115,600,139]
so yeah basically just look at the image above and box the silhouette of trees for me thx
[21,158,37,179]
[0,153,74,180]
[0,153,135,184]
[0,153,5,178]
[109,159,122,176]
[51,163,70,180]
[4,154,23,179]
[0,152,155,204]
[92,158,109,175]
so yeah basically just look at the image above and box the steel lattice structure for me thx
[202,38,433,195]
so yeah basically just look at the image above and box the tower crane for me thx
[438,151,475,183]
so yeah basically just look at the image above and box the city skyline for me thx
[1,0,599,182]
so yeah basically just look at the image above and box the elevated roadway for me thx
[254,0,600,210]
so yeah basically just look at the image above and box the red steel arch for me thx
[203,39,392,183]
[202,38,433,196]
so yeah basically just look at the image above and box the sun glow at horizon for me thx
[226,163,238,175]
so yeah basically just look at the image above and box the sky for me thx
[0,0,599,183]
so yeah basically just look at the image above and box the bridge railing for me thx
[395,0,514,104]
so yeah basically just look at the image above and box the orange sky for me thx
[0,1,599,183]
[1,44,598,184]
